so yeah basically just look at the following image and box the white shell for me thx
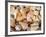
[15,25,21,30]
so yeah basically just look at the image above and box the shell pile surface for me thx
[10,5,41,31]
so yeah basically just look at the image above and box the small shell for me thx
[31,26,39,31]
[30,6,35,11]
[20,8,27,19]
[10,5,15,13]
[10,18,15,27]
[32,16,40,22]
[15,25,21,31]
[14,8,20,19]
[33,11,39,16]
[27,11,33,22]
[16,12,24,21]
[30,22,39,27]
[30,22,39,31]
[19,22,28,30]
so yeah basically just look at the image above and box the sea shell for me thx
[27,11,33,22]
[10,5,15,13]
[20,8,27,19]
[30,22,39,31]
[31,26,39,31]
[33,11,39,16]
[19,22,28,30]
[15,25,21,31]
[32,15,40,22]
[10,18,15,27]
[30,22,39,27]
[16,12,24,21]
[14,8,20,19]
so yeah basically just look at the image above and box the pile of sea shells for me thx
[10,5,41,32]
